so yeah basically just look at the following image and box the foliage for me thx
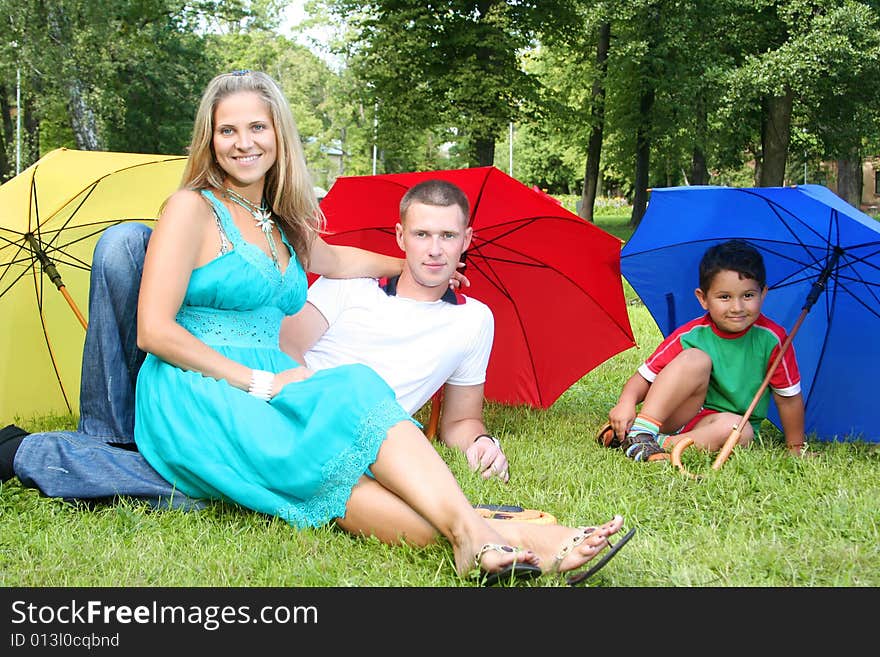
[320,1,548,167]
[0,0,284,179]
[520,0,880,211]
[1,2,878,210]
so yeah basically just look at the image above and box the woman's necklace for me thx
[223,187,280,270]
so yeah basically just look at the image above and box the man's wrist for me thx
[474,433,501,448]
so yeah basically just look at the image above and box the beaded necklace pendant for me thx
[224,188,281,270]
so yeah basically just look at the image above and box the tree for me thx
[323,0,544,168]
[532,0,614,220]
[0,0,274,180]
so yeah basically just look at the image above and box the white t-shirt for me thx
[303,277,494,415]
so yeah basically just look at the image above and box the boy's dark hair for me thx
[699,239,766,291]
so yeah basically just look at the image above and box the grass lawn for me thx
[1,212,878,588]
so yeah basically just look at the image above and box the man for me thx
[1,179,507,510]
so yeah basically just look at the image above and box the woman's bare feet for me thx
[490,515,625,574]
[452,522,541,578]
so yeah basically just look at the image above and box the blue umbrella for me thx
[621,184,880,445]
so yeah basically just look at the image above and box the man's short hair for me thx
[399,179,470,225]
[699,239,766,291]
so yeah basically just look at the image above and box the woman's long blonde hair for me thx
[180,70,324,264]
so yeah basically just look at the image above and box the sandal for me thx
[473,543,543,587]
[550,526,599,572]
[566,526,637,586]
[596,423,623,449]
[621,433,669,462]
[474,504,558,525]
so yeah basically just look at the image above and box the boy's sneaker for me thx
[621,432,668,462]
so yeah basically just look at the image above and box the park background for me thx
[2,1,879,220]
[1,1,878,587]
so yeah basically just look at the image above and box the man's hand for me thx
[449,261,471,290]
[467,434,509,482]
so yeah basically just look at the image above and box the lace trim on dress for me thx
[211,204,231,256]
[274,398,415,527]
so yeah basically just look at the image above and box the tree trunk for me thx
[24,100,39,167]
[690,101,709,185]
[630,87,654,227]
[759,88,793,187]
[68,81,101,150]
[836,151,862,208]
[475,137,495,167]
[0,82,11,180]
[48,3,102,151]
[691,147,708,185]
[580,21,610,223]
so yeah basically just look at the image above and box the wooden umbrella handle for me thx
[59,285,88,330]
[671,427,742,478]
[670,436,700,479]
[425,389,442,440]
[712,306,809,470]
[712,426,743,470]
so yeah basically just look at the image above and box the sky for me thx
[279,1,327,45]
[280,1,307,31]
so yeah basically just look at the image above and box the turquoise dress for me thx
[134,190,413,527]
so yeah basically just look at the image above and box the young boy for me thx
[598,239,806,462]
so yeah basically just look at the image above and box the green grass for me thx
[2,214,878,587]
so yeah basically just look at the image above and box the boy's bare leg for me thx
[665,411,755,452]
[641,349,712,432]
[640,350,756,453]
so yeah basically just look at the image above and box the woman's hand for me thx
[271,366,315,397]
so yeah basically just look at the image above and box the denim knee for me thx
[92,223,152,277]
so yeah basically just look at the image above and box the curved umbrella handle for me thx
[671,424,743,479]
[670,437,700,479]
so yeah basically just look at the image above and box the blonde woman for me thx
[134,71,623,584]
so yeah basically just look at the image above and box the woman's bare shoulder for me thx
[160,188,214,222]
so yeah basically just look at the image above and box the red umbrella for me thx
[318,166,635,409]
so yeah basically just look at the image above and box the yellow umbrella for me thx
[0,147,186,421]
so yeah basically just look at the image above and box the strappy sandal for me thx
[551,526,600,572]
[473,543,543,587]
[621,433,669,462]
[596,423,623,449]
[566,526,637,586]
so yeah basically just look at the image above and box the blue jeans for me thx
[13,223,203,510]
